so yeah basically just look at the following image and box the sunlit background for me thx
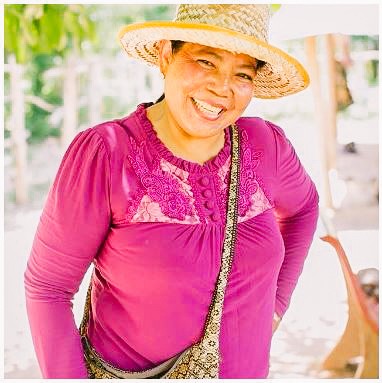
[3,4,379,378]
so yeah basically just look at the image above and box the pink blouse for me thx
[25,103,319,378]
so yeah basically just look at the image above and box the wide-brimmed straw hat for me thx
[118,4,309,99]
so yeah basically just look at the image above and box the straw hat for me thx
[118,4,309,99]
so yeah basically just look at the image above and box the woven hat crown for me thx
[175,4,270,42]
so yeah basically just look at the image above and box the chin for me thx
[186,126,226,139]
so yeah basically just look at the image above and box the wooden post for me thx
[304,36,334,210]
[61,54,78,149]
[324,33,338,171]
[8,56,28,204]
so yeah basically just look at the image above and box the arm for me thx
[272,312,282,335]
[24,129,111,378]
[268,121,319,319]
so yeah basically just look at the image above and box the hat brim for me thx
[118,21,310,99]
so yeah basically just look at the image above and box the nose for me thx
[207,72,232,98]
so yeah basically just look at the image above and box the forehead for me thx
[178,42,257,66]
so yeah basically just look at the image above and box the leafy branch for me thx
[4,4,97,63]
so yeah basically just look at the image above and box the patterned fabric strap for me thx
[79,124,240,379]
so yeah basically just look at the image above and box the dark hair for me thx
[171,40,186,54]
[155,41,186,103]
[256,59,266,72]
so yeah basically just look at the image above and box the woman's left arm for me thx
[269,122,319,319]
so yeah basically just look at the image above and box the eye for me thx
[237,73,254,82]
[197,59,215,68]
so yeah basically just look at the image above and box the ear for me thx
[157,40,173,76]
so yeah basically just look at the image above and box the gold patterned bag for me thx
[79,125,240,379]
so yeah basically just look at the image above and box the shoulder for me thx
[236,116,287,146]
[86,105,145,155]
[91,116,135,148]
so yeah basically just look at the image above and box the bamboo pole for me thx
[304,36,334,210]
[324,33,338,171]
[9,56,28,204]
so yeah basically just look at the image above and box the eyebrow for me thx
[196,49,223,60]
[194,48,257,72]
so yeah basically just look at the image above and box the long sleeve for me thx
[269,121,319,318]
[24,129,111,378]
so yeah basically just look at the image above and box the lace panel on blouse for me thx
[125,132,272,224]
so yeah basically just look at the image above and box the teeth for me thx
[193,98,223,115]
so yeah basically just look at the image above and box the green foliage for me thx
[87,4,176,55]
[4,73,11,140]
[351,35,379,50]
[351,35,379,86]
[4,4,97,63]
[25,55,62,142]
[270,4,282,14]
[4,4,177,142]
[365,60,379,86]
[119,4,176,23]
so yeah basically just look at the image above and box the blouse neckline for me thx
[135,103,231,174]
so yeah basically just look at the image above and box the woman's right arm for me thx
[24,129,111,378]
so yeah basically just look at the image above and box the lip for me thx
[190,97,227,121]
[193,97,228,111]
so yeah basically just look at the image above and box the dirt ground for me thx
[4,86,378,378]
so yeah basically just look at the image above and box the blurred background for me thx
[3,4,379,379]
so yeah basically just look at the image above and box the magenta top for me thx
[25,103,318,378]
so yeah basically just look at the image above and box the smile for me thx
[191,98,224,118]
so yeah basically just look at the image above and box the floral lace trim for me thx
[216,156,231,220]
[239,130,263,217]
[127,137,199,223]
[132,194,200,224]
[124,127,272,225]
[237,189,272,223]
[125,191,144,222]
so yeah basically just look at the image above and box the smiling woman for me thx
[24,4,319,379]
[148,41,260,164]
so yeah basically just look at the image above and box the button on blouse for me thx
[199,176,210,186]
[211,213,220,222]
[202,189,213,198]
[205,201,214,209]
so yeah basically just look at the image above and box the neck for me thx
[146,100,226,165]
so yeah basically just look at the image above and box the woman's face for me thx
[159,41,257,139]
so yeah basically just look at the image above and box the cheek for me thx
[167,67,201,96]
[234,84,254,107]
[178,60,217,87]
[182,67,209,89]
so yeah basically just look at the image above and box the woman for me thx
[25,4,319,379]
